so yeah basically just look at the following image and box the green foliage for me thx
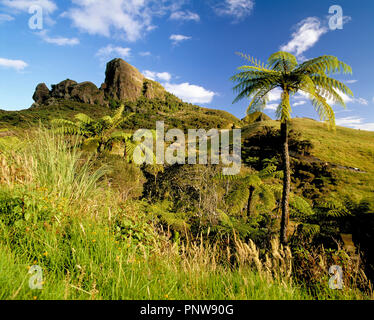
[52,104,134,154]
[91,155,146,201]
[0,121,371,300]
[232,51,353,127]
[20,127,107,202]
[214,165,280,216]
[242,126,336,202]
[145,200,191,234]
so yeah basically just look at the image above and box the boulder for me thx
[32,83,50,104]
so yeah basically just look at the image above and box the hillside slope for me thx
[0,58,239,131]
[241,118,374,202]
[0,97,239,131]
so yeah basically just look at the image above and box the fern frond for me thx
[268,51,298,73]
[235,52,270,71]
[74,113,94,125]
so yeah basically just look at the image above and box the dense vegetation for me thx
[0,92,238,131]
[0,53,373,300]
[0,127,371,300]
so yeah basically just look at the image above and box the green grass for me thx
[0,224,311,300]
[0,202,366,300]
[241,118,374,202]
[0,124,371,301]
[0,128,309,300]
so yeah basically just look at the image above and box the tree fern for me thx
[232,51,353,243]
[52,105,134,155]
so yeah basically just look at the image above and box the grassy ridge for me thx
[241,118,374,202]
[0,98,239,130]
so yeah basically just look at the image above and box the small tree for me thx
[215,164,281,218]
[52,105,134,155]
[231,51,353,244]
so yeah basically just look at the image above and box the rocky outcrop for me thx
[32,79,104,106]
[31,58,167,107]
[103,58,145,102]
[70,82,105,105]
[51,79,77,99]
[32,83,50,104]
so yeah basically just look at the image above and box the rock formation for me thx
[32,58,166,107]
[32,83,50,104]
[70,82,105,105]
[50,79,77,99]
[142,79,166,100]
[103,58,145,102]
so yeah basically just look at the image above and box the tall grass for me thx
[24,128,107,202]
[0,128,370,300]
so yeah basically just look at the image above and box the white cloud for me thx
[43,36,79,46]
[170,10,200,22]
[1,0,57,14]
[139,51,151,57]
[293,92,308,100]
[346,80,358,84]
[0,57,28,71]
[143,70,172,82]
[64,0,184,42]
[265,103,278,111]
[143,70,215,104]
[356,98,369,106]
[215,0,255,21]
[300,88,368,107]
[267,88,282,102]
[294,101,307,107]
[164,82,216,104]
[280,17,328,58]
[336,116,362,126]
[330,91,368,106]
[38,30,79,46]
[336,116,374,131]
[170,34,192,45]
[0,13,14,23]
[96,45,131,61]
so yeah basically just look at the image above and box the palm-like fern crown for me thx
[52,104,133,137]
[231,51,354,128]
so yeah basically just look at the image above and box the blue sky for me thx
[0,0,373,130]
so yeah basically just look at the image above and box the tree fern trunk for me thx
[280,121,291,245]
[123,142,127,158]
[247,186,255,218]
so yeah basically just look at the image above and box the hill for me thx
[241,111,271,125]
[240,117,374,202]
[0,58,239,131]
